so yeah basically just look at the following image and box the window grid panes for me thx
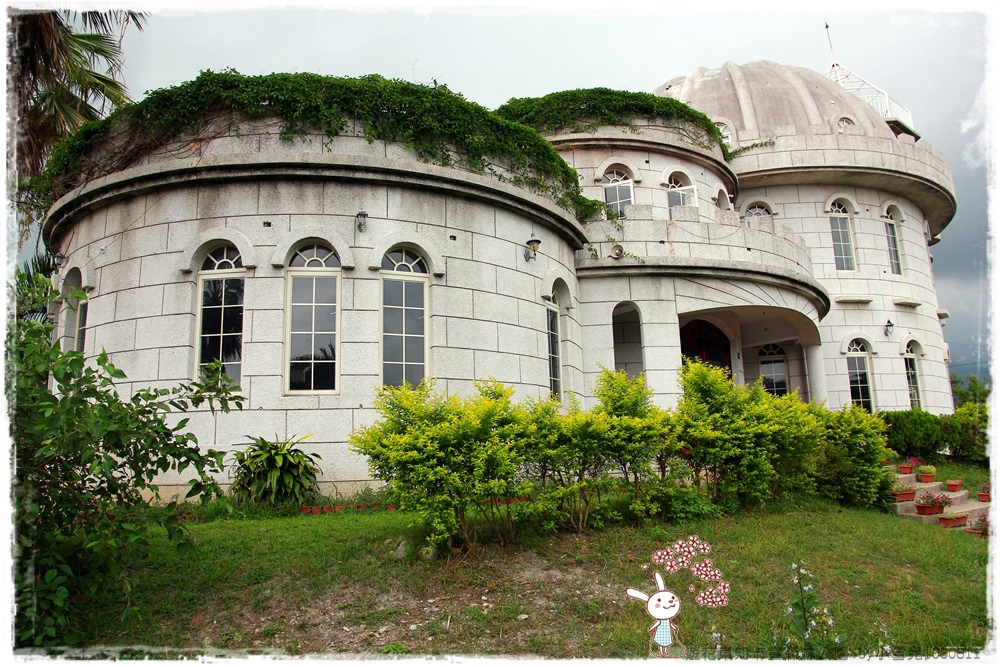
[666,174,695,208]
[382,249,427,388]
[602,170,632,217]
[884,219,903,275]
[846,338,873,412]
[745,203,771,218]
[829,202,856,271]
[904,342,922,409]
[547,299,561,399]
[758,343,788,396]
[286,244,340,393]
[198,246,244,385]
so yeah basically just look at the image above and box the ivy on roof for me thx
[495,87,726,150]
[22,70,606,226]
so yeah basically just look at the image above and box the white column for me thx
[804,344,828,405]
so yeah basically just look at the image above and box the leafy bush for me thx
[228,434,322,506]
[880,409,943,462]
[812,405,895,508]
[940,403,989,465]
[10,273,243,646]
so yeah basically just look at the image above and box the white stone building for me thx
[46,61,956,493]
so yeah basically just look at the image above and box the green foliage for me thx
[24,70,605,225]
[228,434,322,506]
[494,87,724,151]
[951,373,991,408]
[880,409,943,461]
[775,561,842,658]
[812,405,894,508]
[940,403,989,465]
[9,273,243,647]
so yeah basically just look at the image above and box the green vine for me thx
[21,70,607,229]
[495,87,725,150]
[604,235,646,264]
[724,138,776,160]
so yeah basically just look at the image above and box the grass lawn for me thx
[70,494,990,659]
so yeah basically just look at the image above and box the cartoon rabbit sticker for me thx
[626,571,682,658]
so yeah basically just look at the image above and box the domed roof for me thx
[654,60,899,142]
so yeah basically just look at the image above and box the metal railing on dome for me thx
[826,64,914,130]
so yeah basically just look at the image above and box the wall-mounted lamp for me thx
[53,252,66,270]
[355,210,368,233]
[883,319,894,337]
[524,234,541,261]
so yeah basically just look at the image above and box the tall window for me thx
[547,296,561,399]
[883,210,903,275]
[758,344,788,396]
[829,201,856,271]
[904,341,922,409]
[666,172,696,209]
[285,243,341,393]
[198,246,245,385]
[382,248,428,387]
[62,268,88,355]
[602,169,633,217]
[846,338,874,412]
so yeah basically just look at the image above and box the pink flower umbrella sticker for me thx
[625,535,730,658]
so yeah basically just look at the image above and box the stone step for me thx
[890,471,991,530]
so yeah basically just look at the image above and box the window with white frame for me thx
[666,172,696,209]
[744,202,772,218]
[846,338,874,412]
[285,242,341,393]
[381,248,428,387]
[547,295,561,400]
[829,201,856,271]
[883,209,903,275]
[715,122,731,145]
[602,169,633,217]
[758,343,788,396]
[62,268,88,356]
[198,245,245,385]
[904,341,922,409]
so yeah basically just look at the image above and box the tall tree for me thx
[8,10,145,243]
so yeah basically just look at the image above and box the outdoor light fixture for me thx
[355,210,368,233]
[53,252,66,268]
[883,319,894,337]
[524,234,541,261]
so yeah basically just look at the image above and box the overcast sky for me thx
[10,1,995,380]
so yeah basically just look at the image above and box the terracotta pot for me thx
[333,505,348,513]
[978,492,991,502]
[386,505,397,511]
[946,481,962,492]
[920,474,936,483]
[899,465,913,474]
[937,515,968,527]
[915,503,944,515]
[301,505,322,515]
[892,490,916,502]
[321,506,333,513]
[965,529,987,537]
[882,459,891,466]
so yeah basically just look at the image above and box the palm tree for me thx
[8,10,146,180]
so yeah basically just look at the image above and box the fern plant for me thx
[229,434,322,506]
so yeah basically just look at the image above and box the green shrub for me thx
[228,434,322,506]
[880,409,943,461]
[813,405,895,508]
[941,403,989,465]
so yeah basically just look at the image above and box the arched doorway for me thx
[612,303,643,378]
[680,319,731,373]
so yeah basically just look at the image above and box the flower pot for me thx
[333,505,348,513]
[915,503,944,515]
[321,506,333,513]
[965,529,987,538]
[882,459,891,466]
[938,515,968,527]
[946,481,962,492]
[301,505,322,515]
[978,492,990,502]
[386,505,397,511]
[899,465,913,474]
[919,473,936,483]
[892,490,916,502]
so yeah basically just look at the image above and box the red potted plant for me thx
[914,491,952,516]
[978,482,991,502]
[946,479,963,492]
[937,512,969,528]
[899,456,922,475]
[918,465,937,483]
[891,484,917,502]
[966,512,990,537]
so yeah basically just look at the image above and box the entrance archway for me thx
[680,319,731,373]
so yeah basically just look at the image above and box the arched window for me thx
[285,242,341,393]
[602,169,633,217]
[904,341,922,409]
[381,248,428,387]
[744,202,772,218]
[666,172,696,210]
[846,338,874,412]
[883,207,903,275]
[61,268,88,356]
[837,117,855,133]
[714,189,730,210]
[829,201,856,271]
[715,122,732,145]
[547,293,562,400]
[198,245,245,385]
[758,344,788,396]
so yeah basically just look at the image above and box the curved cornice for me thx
[42,152,588,252]
[575,256,831,319]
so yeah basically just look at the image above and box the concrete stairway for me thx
[889,470,991,530]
